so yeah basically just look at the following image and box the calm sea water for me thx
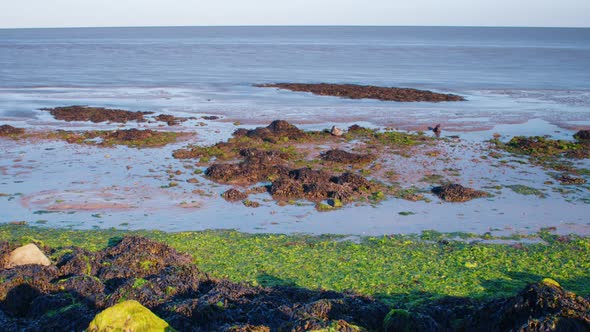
[0,26,589,128]
[1,26,590,89]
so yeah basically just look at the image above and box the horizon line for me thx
[1,24,589,30]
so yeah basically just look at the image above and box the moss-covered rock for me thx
[383,309,438,332]
[87,300,175,332]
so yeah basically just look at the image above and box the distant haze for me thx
[1,0,589,29]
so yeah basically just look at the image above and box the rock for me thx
[221,188,248,202]
[383,309,439,332]
[432,183,488,202]
[573,129,590,140]
[468,279,590,331]
[330,126,343,136]
[87,300,175,332]
[233,120,307,143]
[0,125,25,136]
[6,244,51,268]
[556,174,586,185]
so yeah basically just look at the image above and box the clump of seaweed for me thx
[50,129,178,148]
[555,174,587,185]
[233,119,307,143]
[493,136,587,159]
[431,183,488,202]
[0,125,25,137]
[221,188,248,202]
[154,114,194,126]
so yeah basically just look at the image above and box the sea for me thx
[1,26,589,131]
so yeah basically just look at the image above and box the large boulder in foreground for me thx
[87,300,175,332]
[5,244,51,268]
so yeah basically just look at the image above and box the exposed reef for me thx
[42,106,150,123]
[255,83,465,102]
[0,125,25,137]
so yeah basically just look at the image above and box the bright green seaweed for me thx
[1,224,588,308]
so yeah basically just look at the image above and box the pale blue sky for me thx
[1,0,589,28]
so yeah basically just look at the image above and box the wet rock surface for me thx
[0,125,25,136]
[431,183,488,202]
[255,83,465,102]
[42,106,150,123]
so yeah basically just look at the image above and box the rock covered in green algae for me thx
[87,300,175,332]
[431,183,488,202]
[383,309,439,332]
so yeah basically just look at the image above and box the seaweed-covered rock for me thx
[255,83,465,102]
[468,279,590,331]
[222,188,248,202]
[556,174,587,185]
[103,128,157,142]
[206,149,290,185]
[155,114,193,126]
[57,247,101,277]
[233,120,306,143]
[42,105,149,123]
[573,129,590,141]
[0,265,58,316]
[98,236,193,281]
[432,184,488,202]
[0,125,24,136]
[87,300,175,332]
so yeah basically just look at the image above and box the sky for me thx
[1,0,589,29]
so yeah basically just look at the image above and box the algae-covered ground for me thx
[1,224,588,309]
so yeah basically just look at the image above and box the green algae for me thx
[505,184,546,198]
[1,224,589,309]
[87,300,175,332]
[48,129,179,148]
[493,136,584,158]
